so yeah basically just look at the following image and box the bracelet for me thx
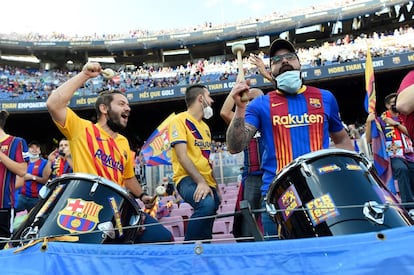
[138,192,148,200]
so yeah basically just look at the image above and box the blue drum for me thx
[266,149,413,239]
[11,173,144,246]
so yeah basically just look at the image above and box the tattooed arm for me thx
[225,81,257,154]
[227,118,257,154]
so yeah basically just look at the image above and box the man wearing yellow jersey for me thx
[46,62,172,243]
[169,84,221,241]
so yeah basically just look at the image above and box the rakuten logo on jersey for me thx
[94,149,124,172]
[273,113,324,128]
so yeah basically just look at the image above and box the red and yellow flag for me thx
[364,48,376,113]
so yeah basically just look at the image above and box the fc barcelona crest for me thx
[309,98,321,108]
[57,198,103,234]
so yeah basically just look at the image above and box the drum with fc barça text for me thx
[266,149,413,239]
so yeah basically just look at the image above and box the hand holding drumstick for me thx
[232,43,249,102]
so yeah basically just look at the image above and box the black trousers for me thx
[0,208,12,249]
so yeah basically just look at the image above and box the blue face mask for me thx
[275,70,302,95]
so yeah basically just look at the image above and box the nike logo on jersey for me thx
[272,102,284,107]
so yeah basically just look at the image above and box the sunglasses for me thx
[270,52,297,64]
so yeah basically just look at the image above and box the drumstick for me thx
[84,63,116,79]
[231,43,249,102]
[150,185,167,204]
[101,68,116,79]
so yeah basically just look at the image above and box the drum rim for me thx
[266,149,365,202]
[47,172,142,212]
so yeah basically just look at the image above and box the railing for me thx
[142,151,244,194]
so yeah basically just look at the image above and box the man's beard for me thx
[279,64,295,75]
[106,110,125,133]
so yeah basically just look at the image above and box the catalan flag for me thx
[364,48,394,191]
[141,113,176,166]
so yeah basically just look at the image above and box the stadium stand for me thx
[0,0,412,247]
[1,26,414,103]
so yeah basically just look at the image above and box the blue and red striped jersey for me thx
[0,135,27,208]
[21,158,48,198]
[245,85,344,195]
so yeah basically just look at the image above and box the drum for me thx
[11,173,144,246]
[266,149,413,239]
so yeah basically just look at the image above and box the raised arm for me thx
[226,81,257,154]
[220,92,236,125]
[248,53,274,83]
[46,62,102,126]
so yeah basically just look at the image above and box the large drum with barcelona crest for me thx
[11,173,144,247]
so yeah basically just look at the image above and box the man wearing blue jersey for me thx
[0,110,27,249]
[226,38,354,239]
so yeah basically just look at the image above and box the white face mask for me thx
[203,105,213,119]
[202,97,213,119]
[28,153,39,159]
[275,70,302,95]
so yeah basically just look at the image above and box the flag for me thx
[364,48,376,113]
[364,47,394,192]
[141,113,176,166]
[370,119,394,191]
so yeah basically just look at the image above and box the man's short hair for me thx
[28,140,41,147]
[384,93,397,105]
[0,110,9,129]
[185,84,207,107]
[94,90,125,119]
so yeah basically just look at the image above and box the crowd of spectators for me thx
[0,25,413,102]
[0,0,370,42]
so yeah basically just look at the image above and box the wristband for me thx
[138,192,148,200]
